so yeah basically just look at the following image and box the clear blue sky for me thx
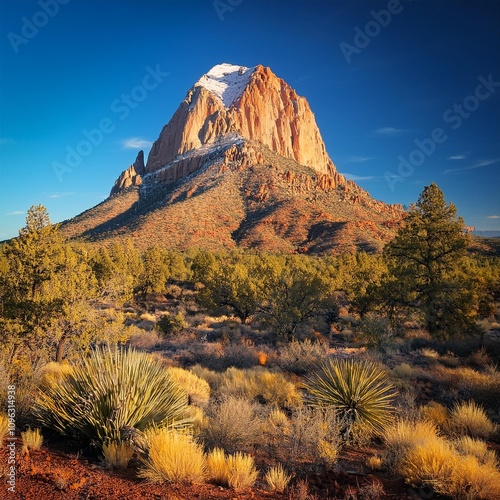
[1,0,499,239]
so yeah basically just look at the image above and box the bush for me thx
[206,447,228,485]
[447,401,496,439]
[200,396,262,453]
[156,313,187,337]
[139,428,206,484]
[420,402,448,428]
[265,463,292,493]
[305,358,395,437]
[101,441,134,469]
[277,339,329,375]
[453,436,498,467]
[21,428,43,452]
[35,347,190,447]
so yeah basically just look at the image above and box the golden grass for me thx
[37,362,73,390]
[0,414,8,443]
[206,448,228,485]
[383,418,439,466]
[420,402,448,428]
[21,428,43,452]
[226,452,258,490]
[101,441,134,469]
[447,401,496,439]
[167,367,211,408]
[265,463,292,493]
[139,429,206,484]
[452,436,498,467]
[366,455,383,470]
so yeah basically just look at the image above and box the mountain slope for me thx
[61,64,404,254]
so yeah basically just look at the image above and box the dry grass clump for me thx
[392,363,415,378]
[420,402,448,428]
[101,441,134,469]
[218,367,301,408]
[21,428,43,452]
[366,455,383,470]
[36,362,73,390]
[200,396,262,453]
[167,367,210,408]
[383,418,439,467]
[139,428,206,484]
[452,436,498,467]
[449,454,500,499]
[446,401,496,439]
[206,448,258,490]
[265,463,292,492]
[277,339,329,375]
[0,414,8,443]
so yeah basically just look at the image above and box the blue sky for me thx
[1,0,499,239]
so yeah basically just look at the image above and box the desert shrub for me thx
[447,401,496,439]
[355,314,399,349]
[399,438,457,494]
[449,454,500,499]
[101,441,134,469]
[35,347,190,447]
[21,427,43,452]
[190,364,220,388]
[366,455,383,470]
[277,339,329,375]
[128,329,161,350]
[156,313,187,337]
[392,363,414,378]
[226,452,258,490]
[167,367,210,408]
[36,362,73,390]
[265,463,292,493]
[305,358,395,437]
[383,418,439,467]
[219,367,301,408]
[264,406,341,467]
[200,396,262,453]
[206,447,228,485]
[139,428,206,484]
[0,414,8,443]
[420,402,448,428]
[453,436,498,467]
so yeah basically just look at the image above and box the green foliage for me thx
[156,312,187,337]
[136,245,170,296]
[35,347,190,447]
[384,183,475,338]
[305,358,395,437]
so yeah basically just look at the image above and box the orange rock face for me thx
[145,65,340,180]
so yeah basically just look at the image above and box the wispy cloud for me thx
[46,192,75,199]
[122,137,152,149]
[6,211,25,216]
[342,156,374,164]
[448,155,466,160]
[444,158,499,174]
[340,173,375,181]
[487,215,500,219]
[371,127,408,137]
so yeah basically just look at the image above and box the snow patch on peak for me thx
[195,63,256,107]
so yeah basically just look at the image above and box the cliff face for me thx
[110,150,145,196]
[144,64,340,181]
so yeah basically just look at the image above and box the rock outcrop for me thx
[145,64,340,180]
[110,150,145,195]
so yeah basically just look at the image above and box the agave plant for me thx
[35,347,190,447]
[304,358,395,437]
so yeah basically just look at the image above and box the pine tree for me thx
[384,183,474,337]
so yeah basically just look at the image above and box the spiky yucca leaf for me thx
[35,347,190,447]
[305,358,395,435]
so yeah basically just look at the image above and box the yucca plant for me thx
[35,347,190,447]
[304,358,395,437]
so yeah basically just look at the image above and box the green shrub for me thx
[157,313,187,336]
[305,358,395,437]
[35,347,190,447]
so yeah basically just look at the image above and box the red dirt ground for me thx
[1,439,417,499]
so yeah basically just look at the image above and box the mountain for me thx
[61,63,403,254]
